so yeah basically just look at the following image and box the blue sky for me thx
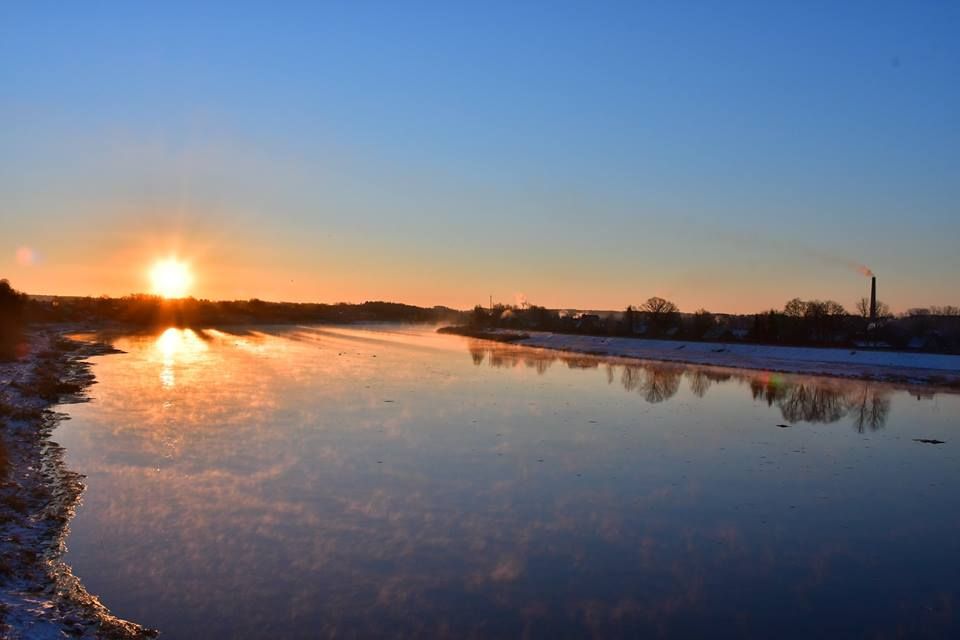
[2,1,958,312]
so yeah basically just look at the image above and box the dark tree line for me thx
[466,340,895,430]
[469,297,691,339]
[751,298,851,345]
[466,294,960,354]
[5,277,960,355]
[22,295,464,328]
[0,280,29,360]
[0,279,466,357]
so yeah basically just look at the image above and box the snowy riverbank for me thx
[0,330,155,639]
[441,328,960,386]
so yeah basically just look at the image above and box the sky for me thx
[2,1,958,314]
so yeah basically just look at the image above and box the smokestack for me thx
[870,276,877,321]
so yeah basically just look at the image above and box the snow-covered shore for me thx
[0,330,155,639]
[446,328,960,386]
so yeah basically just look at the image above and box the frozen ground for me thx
[493,331,960,386]
[0,330,155,639]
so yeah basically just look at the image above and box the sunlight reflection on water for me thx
[154,328,208,389]
[55,325,960,639]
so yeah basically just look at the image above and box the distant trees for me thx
[930,306,960,316]
[526,304,560,330]
[640,296,680,336]
[907,306,960,317]
[775,298,960,352]
[750,310,783,344]
[784,298,806,318]
[21,293,464,328]
[641,296,679,316]
[690,308,715,339]
[470,305,491,328]
[466,301,562,332]
[802,300,847,343]
[854,297,890,319]
[12,283,960,355]
[623,305,636,335]
[750,298,849,345]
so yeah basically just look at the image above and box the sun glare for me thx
[149,258,193,298]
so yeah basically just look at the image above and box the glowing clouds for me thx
[149,258,193,298]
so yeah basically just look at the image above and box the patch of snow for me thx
[513,332,960,384]
[1,329,156,639]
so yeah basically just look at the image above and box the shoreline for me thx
[439,326,960,388]
[0,329,156,639]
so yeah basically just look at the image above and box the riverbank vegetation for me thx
[0,281,28,361]
[465,340,895,430]
[4,278,959,355]
[464,296,960,355]
[16,288,465,330]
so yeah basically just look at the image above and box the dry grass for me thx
[0,439,8,478]
[0,491,27,515]
[12,370,81,401]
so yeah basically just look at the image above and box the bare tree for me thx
[640,296,680,335]
[642,296,679,315]
[855,297,890,318]
[823,300,847,316]
[803,299,846,318]
[784,298,806,317]
[929,305,960,316]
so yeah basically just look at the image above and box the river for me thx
[55,325,960,638]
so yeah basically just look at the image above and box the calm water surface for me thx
[56,325,960,638]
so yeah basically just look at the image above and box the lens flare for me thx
[15,247,36,266]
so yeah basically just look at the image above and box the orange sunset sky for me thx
[3,4,958,314]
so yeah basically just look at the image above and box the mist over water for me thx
[57,325,960,638]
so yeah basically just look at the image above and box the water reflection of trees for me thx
[466,341,900,431]
[621,364,683,403]
[749,378,892,431]
[687,370,732,398]
[778,385,848,424]
[846,384,891,433]
[469,345,486,366]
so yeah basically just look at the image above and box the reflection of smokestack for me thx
[870,276,877,321]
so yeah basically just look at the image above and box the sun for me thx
[149,258,193,298]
